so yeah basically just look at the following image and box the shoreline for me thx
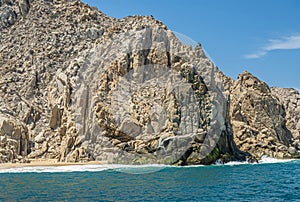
[0,159,106,169]
[0,156,297,169]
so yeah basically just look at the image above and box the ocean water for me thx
[0,158,299,201]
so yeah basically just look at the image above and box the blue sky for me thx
[83,0,300,89]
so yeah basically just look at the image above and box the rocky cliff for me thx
[227,72,300,159]
[0,0,114,163]
[0,0,299,165]
[271,87,300,148]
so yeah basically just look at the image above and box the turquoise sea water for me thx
[0,159,300,201]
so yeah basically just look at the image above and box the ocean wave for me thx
[216,156,297,167]
[0,157,297,173]
[258,156,296,164]
[0,164,169,174]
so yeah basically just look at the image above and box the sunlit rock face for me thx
[271,88,300,147]
[70,17,244,165]
[0,0,30,31]
[229,72,299,159]
[2,0,299,165]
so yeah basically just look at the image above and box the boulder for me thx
[0,116,29,162]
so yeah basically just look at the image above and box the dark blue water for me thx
[0,160,300,201]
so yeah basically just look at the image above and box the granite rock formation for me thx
[271,87,300,150]
[0,0,114,163]
[229,72,300,159]
[0,116,29,163]
[0,0,299,165]
[0,0,30,31]
[0,0,246,165]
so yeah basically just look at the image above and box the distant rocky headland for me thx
[0,0,299,165]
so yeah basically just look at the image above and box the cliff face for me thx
[1,0,299,165]
[0,0,246,164]
[0,0,118,163]
[271,88,300,144]
[228,72,299,159]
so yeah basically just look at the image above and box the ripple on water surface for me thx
[0,159,299,201]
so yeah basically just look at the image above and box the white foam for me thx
[0,164,108,173]
[258,156,296,164]
[0,164,168,174]
[0,157,297,173]
[222,161,250,166]
[215,156,297,167]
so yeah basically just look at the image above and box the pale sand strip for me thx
[0,159,106,169]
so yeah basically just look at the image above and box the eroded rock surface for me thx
[0,0,114,163]
[229,72,299,159]
[1,0,298,165]
[0,0,246,165]
[0,0,30,31]
[69,18,245,165]
[271,87,300,147]
[0,116,29,163]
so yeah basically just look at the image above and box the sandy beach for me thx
[0,159,106,169]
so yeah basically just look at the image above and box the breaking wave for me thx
[0,164,169,174]
[218,156,297,166]
[0,157,297,173]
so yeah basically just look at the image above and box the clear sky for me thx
[83,0,300,89]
